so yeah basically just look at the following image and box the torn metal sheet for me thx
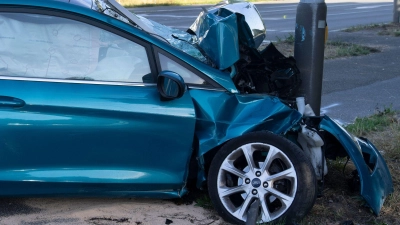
[189,10,239,70]
[320,116,394,215]
[189,2,266,69]
[209,2,266,48]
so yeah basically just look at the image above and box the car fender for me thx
[320,116,393,215]
[188,90,302,187]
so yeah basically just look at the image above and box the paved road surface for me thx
[130,0,393,41]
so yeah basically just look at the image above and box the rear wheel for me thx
[208,131,316,224]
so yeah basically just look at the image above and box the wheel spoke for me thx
[219,185,247,197]
[266,167,296,182]
[221,161,246,179]
[260,145,279,172]
[241,144,257,172]
[233,192,255,220]
[260,195,272,222]
[266,187,294,207]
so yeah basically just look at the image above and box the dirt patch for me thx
[88,217,130,225]
[0,198,41,217]
[0,197,225,225]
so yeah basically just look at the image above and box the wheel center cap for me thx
[251,178,261,188]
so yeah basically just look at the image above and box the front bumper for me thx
[320,116,394,215]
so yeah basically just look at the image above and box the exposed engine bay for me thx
[232,43,301,98]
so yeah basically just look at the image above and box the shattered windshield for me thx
[90,0,208,63]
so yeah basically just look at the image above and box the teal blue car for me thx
[0,0,393,224]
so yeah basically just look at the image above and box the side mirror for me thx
[157,71,186,101]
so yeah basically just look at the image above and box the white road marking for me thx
[320,103,341,115]
[354,4,391,9]
[256,3,382,13]
[263,17,289,20]
[258,8,296,13]
[328,8,391,16]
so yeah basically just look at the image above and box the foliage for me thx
[346,107,397,136]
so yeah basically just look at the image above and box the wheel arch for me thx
[194,119,300,189]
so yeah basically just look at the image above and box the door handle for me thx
[0,96,26,108]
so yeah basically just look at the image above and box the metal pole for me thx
[395,0,400,23]
[294,0,327,116]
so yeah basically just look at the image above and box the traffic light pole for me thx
[294,0,327,116]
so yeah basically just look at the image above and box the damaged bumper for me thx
[320,116,394,215]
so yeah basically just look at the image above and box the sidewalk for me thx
[321,29,400,124]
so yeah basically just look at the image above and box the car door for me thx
[0,9,196,196]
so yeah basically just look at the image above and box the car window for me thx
[0,13,152,83]
[158,53,207,85]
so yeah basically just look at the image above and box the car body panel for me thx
[0,79,196,196]
[320,116,394,215]
[188,89,303,186]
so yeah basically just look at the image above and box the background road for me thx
[130,0,393,41]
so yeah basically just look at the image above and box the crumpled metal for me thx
[189,9,240,70]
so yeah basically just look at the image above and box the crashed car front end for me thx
[177,1,393,216]
[59,0,394,220]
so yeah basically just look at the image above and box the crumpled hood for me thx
[188,2,266,70]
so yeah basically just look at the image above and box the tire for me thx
[208,131,316,225]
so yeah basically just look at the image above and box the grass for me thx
[324,41,380,59]
[276,33,295,45]
[343,23,385,32]
[346,107,397,136]
[344,23,400,37]
[194,193,214,210]
[272,34,380,59]
[119,0,271,7]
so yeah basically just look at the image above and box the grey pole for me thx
[395,0,400,23]
[294,0,327,116]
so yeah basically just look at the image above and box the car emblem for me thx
[251,178,261,188]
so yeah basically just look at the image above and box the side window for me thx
[0,13,152,83]
[158,53,207,85]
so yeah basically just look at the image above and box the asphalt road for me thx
[130,0,393,41]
